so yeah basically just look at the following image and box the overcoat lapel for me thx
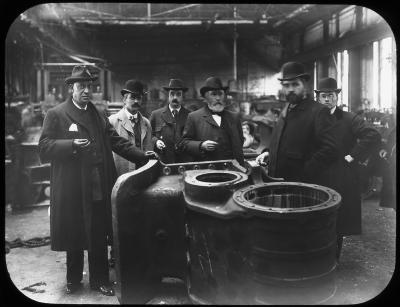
[64,97,91,133]
[118,110,134,135]
[201,107,219,128]
[161,106,174,125]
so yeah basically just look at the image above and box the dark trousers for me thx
[66,201,109,286]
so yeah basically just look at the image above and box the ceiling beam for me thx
[273,4,315,28]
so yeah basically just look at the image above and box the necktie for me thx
[172,109,178,118]
[129,116,139,124]
[287,103,297,113]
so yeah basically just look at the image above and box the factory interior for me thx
[4,3,396,305]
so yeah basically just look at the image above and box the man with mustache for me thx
[109,80,153,175]
[39,66,156,296]
[149,79,192,163]
[315,77,381,259]
[180,77,244,165]
[256,62,338,184]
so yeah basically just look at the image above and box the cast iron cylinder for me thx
[184,177,341,305]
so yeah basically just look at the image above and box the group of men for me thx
[38,61,381,296]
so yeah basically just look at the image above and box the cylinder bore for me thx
[234,182,341,214]
[184,170,248,211]
[196,172,239,183]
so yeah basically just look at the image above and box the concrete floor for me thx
[5,195,396,304]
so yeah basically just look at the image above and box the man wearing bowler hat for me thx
[109,80,153,175]
[315,77,381,259]
[180,76,244,165]
[256,62,338,184]
[149,78,192,163]
[39,65,157,296]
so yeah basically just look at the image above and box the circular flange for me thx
[233,182,341,215]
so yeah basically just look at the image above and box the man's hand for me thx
[73,139,91,150]
[255,152,269,166]
[201,140,218,151]
[145,151,158,160]
[344,155,354,163]
[379,149,388,159]
[156,140,166,150]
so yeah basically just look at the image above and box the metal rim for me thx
[233,182,341,213]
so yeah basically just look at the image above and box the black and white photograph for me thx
[4,3,396,305]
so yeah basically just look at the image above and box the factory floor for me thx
[4,195,396,305]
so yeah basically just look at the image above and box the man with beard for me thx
[38,66,156,296]
[179,76,244,165]
[149,79,191,163]
[109,80,153,175]
[255,62,338,184]
[315,77,381,258]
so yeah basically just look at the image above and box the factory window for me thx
[328,14,337,39]
[372,37,395,111]
[304,20,323,49]
[362,7,383,26]
[338,5,356,37]
[336,50,349,111]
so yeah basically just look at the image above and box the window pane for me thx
[373,41,379,109]
[379,37,393,111]
[339,5,356,36]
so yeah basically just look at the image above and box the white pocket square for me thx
[68,123,78,132]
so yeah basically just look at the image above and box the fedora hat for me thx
[65,65,98,84]
[163,79,188,92]
[121,80,147,96]
[314,77,341,93]
[200,77,229,97]
[278,61,310,81]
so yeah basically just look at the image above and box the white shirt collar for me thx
[124,108,138,119]
[330,106,337,114]
[212,114,222,126]
[169,104,181,114]
[72,98,87,110]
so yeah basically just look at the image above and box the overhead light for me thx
[214,20,253,24]
[165,20,202,26]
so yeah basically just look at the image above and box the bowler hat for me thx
[121,80,147,96]
[65,65,98,84]
[278,61,310,81]
[314,77,341,93]
[163,79,188,92]
[200,77,229,97]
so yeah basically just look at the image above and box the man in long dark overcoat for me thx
[38,65,156,296]
[315,77,381,258]
[179,77,244,165]
[256,62,338,184]
[149,79,192,164]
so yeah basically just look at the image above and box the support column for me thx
[348,47,362,112]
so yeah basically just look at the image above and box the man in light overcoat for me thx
[109,80,153,176]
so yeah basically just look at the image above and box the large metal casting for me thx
[111,159,341,304]
[185,181,341,304]
[111,159,248,304]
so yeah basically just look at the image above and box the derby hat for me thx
[314,77,341,93]
[65,65,98,84]
[163,79,188,92]
[278,61,310,81]
[200,77,229,97]
[121,80,147,96]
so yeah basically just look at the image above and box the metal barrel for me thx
[184,177,341,305]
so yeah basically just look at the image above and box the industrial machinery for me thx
[111,159,341,304]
